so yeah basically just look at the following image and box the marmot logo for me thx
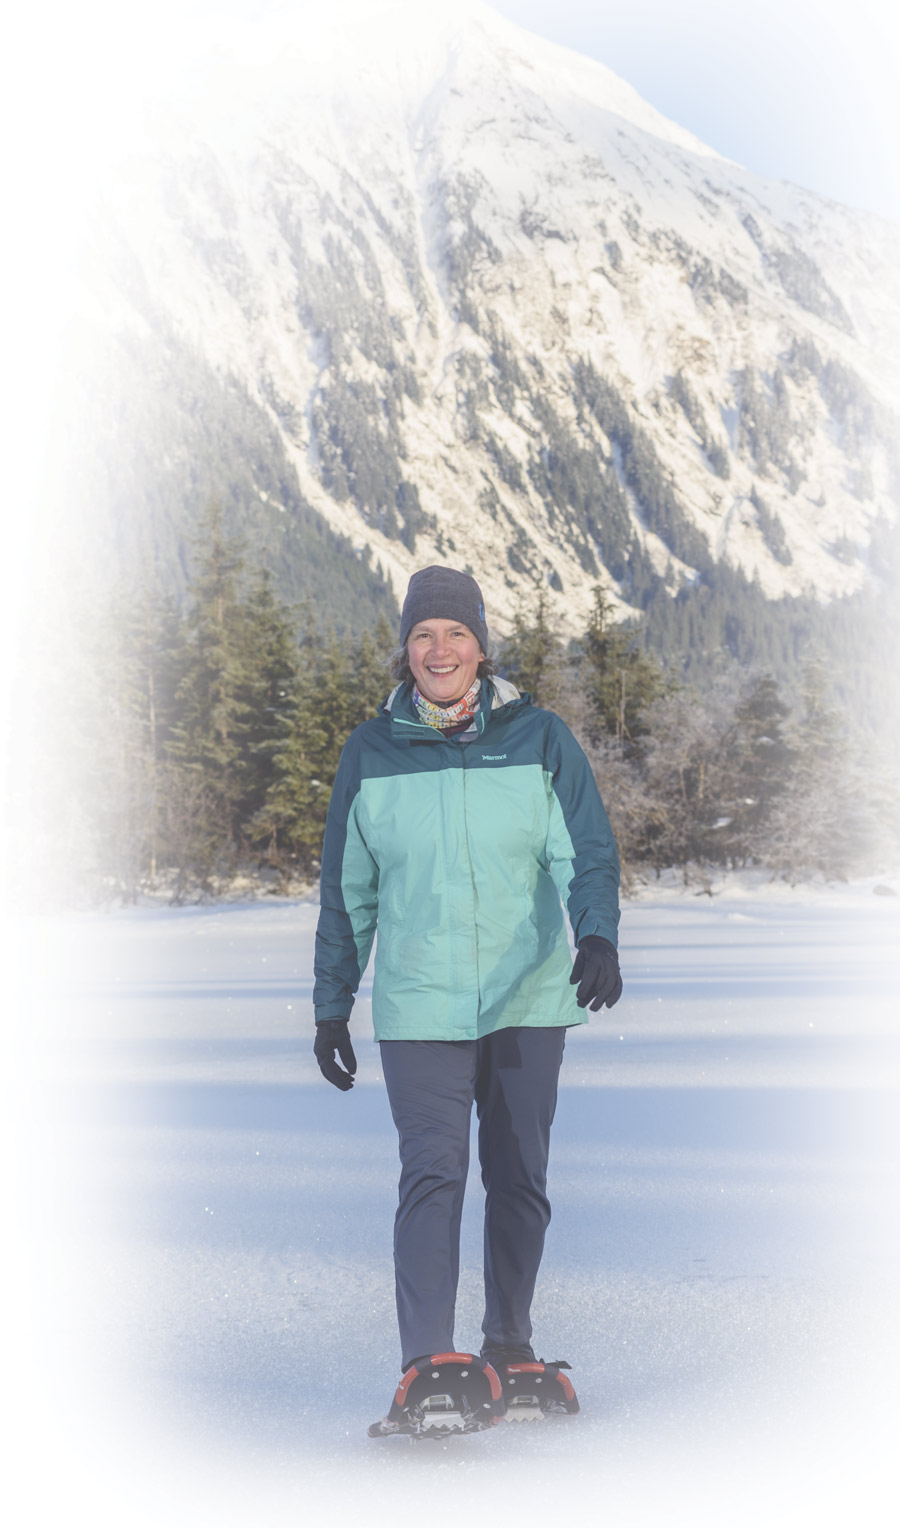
[481,753,507,760]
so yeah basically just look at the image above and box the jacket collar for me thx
[384,676,529,740]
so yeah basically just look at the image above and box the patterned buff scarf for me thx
[413,678,482,735]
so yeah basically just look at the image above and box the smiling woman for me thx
[386,566,500,728]
[397,565,490,712]
[312,563,622,1436]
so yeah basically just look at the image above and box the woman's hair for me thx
[388,645,500,687]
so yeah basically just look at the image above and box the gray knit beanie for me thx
[399,565,488,651]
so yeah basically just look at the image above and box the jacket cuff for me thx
[576,933,618,957]
[314,1003,354,1024]
[573,917,619,950]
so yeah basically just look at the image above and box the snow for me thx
[8,876,899,1526]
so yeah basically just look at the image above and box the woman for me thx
[313,565,621,1436]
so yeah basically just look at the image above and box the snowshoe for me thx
[367,1352,505,1439]
[491,1358,580,1421]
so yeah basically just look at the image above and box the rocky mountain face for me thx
[77,0,900,645]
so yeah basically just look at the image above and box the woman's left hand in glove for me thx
[570,935,623,1011]
[314,1019,358,1090]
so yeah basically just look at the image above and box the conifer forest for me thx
[67,505,898,906]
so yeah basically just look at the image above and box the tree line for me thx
[77,507,898,903]
[502,590,897,889]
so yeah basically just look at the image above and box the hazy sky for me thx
[487,0,900,224]
[13,0,900,228]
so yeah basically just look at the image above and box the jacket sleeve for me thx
[313,729,379,1023]
[544,715,620,948]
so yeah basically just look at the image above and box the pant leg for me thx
[379,1039,478,1369]
[475,1025,566,1353]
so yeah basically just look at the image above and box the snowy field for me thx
[8,876,900,1527]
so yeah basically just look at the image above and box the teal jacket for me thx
[313,678,620,1041]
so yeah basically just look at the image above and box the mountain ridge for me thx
[73,0,899,649]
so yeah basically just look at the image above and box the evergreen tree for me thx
[252,614,394,875]
[580,732,652,891]
[758,662,869,881]
[723,673,794,863]
[500,591,565,707]
[83,575,181,902]
[635,677,746,873]
[234,569,302,826]
[166,503,255,861]
[581,587,667,743]
[248,656,333,875]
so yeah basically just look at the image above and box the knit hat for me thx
[399,565,488,652]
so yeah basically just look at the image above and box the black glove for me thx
[570,935,622,1011]
[313,1019,357,1091]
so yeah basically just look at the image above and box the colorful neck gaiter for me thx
[413,678,482,734]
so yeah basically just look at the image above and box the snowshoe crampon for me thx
[497,1360,579,1421]
[367,1352,505,1439]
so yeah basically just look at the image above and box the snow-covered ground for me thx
[8,876,900,1527]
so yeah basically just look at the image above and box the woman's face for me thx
[407,618,485,705]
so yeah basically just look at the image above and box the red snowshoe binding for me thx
[493,1358,580,1421]
[368,1352,506,1439]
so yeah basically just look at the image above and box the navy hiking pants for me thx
[379,1026,566,1369]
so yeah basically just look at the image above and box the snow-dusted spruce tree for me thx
[574,589,669,889]
[579,733,652,893]
[755,662,893,882]
[631,678,741,878]
[727,673,795,862]
[164,503,254,860]
[499,590,568,712]
[233,569,305,832]
[579,587,667,745]
[153,504,309,898]
[250,614,394,881]
[75,576,180,904]
[629,670,798,879]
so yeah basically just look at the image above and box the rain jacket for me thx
[313,677,620,1041]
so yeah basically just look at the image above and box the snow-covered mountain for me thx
[78,0,900,636]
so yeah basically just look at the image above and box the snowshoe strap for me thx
[504,1359,579,1412]
[387,1352,504,1425]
